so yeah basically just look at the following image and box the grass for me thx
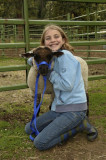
[0,57,106,159]
[0,102,35,159]
[0,80,106,160]
[88,80,106,133]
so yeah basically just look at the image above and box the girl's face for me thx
[44,29,65,52]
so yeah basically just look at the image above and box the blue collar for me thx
[35,61,52,70]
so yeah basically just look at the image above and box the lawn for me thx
[0,57,106,160]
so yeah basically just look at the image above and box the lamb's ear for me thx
[19,52,34,58]
[52,51,64,57]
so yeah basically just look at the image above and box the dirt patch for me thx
[0,71,26,86]
[89,64,105,75]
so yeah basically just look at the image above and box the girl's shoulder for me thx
[27,57,33,66]
[60,49,74,58]
[58,50,79,67]
[61,49,72,54]
[60,50,77,61]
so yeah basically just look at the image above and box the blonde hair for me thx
[40,24,74,54]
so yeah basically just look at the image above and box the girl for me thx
[25,24,98,151]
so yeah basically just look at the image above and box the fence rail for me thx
[0,40,106,49]
[0,65,27,72]
[0,84,28,92]
[0,19,106,26]
[0,59,106,73]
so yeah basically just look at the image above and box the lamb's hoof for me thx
[87,127,98,142]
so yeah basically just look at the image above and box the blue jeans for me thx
[25,110,86,150]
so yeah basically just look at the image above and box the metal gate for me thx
[0,0,106,92]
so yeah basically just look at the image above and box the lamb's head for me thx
[21,46,64,76]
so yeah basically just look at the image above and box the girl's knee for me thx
[25,122,32,135]
[34,136,48,151]
[34,139,44,151]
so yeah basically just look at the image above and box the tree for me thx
[0,0,105,20]
[0,0,23,18]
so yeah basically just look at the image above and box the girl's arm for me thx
[27,57,33,66]
[49,56,79,92]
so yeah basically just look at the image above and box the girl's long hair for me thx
[40,24,75,54]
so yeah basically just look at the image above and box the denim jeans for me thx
[25,110,86,150]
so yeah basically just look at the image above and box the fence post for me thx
[86,6,90,58]
[23,0,30,81]
[1,25,5,56]
[67,13,70,21]
[23,0,30,52]
[95,3,98,40]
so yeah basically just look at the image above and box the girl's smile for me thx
[44,29,65,51]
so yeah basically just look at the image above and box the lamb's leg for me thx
[86,92,89,117]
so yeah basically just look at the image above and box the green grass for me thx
[0,80,106,159]
[87,81,106,135]
[88,81,106,134]
[0,122,32,159]
[0,102,35,159]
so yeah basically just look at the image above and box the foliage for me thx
[0,0,106,20]
[0,0,23,18]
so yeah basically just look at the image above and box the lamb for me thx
[21,46,89,115]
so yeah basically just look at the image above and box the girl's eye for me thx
[54,35,59,38]
[45,37,51,40]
